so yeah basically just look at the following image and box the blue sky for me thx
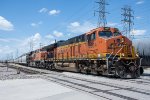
[0,0,150,60]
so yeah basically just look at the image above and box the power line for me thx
[95,0,109,27]
[121,5,134,39]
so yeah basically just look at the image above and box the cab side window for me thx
[87,32,96,47]
[91,32,96,40]
[113,32,120,36]
[88,32,96,41]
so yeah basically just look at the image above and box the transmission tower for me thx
[95,0,109,27]
[121,5,134,39]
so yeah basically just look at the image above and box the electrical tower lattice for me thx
[95,0,109,27]
[121,6,134,39]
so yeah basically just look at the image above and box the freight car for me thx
[15,27,143,78]
[14,54,28,66]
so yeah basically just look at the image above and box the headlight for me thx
[98,54,101,58]
[122,37,124,43]
[136,54,139,57]
[122,53,125,57]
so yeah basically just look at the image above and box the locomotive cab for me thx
[86,27,141,78]
[86,27,125,58]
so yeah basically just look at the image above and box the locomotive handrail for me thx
[106,51,114,72]
[139,58,143,67]
[113,46,123,60]
[107,51,114,59]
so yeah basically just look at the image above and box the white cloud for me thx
[0,16,14,31]
[0,45,15,60]
[50,40,55,44]
[31,21,42,27]
[39,8,48,13]
[0,45,12,54]
[17,33,42,56]
[70,22,80,27]
[67,21,96,34]
[0,32,58,60]
[32,33,41,42]
[0,38,9,42]
[21,33,41,51]
[53,31,63,37]
[0,33,56,60]
[136,16,142,19]
[0,38,20,42]
[130,29,146,35]
[0,38,22,60]
[39,8,60,16]
[136,1,144,5]
[31,23,37,27]
[31,23,36,27]
[49,10,60,15]
[107,22,119,27]
[45,34,54,39]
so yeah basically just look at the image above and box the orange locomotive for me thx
[27,27,142,78]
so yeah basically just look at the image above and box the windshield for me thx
[99,31,113,37]
[114,32,121,36]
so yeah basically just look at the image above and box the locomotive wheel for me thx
[48,63,54,70]
[115,61,140,78]
[129,66,140,78]
[115,62,127,78]
[90,68,99,75]
[48,64,52,70]
[45,63,49,69]
[81,68,88,74]
[80,65,89,74]
[76,63,81,73]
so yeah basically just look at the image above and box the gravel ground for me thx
[1,63,150,100]
[0,64,41,80]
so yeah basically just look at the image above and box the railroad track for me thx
[123,78,150,85]
[7,63,150,100]
[39,72,150,99]
[9,63,150,85]
[42,74,134,100]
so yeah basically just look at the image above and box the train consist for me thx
[14,27,143,78]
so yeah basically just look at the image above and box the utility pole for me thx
[29,39,34,52]
[95,0,109,27]
[39,43,43,51]
[11,52,13,62]
[121,5,134,39]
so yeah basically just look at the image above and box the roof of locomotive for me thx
[86,27,120,35]
[33,27,121,51]
[41,40,65,50]
[43,27,121,48]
